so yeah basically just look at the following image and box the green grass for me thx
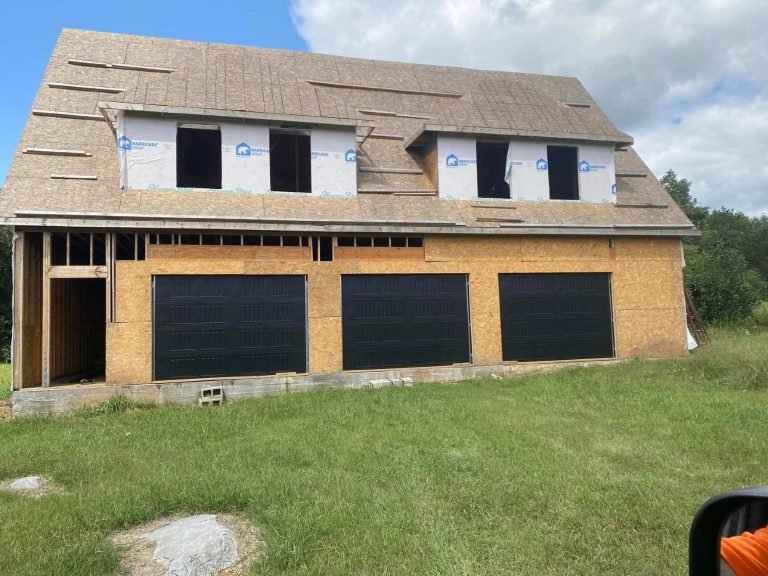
[1,331,768,575]
[0,363,10,400]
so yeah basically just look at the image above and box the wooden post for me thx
[41,232,51,387]
[12,230,24,390]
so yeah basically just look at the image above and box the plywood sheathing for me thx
[1,28,693,235]
[15,233,43,389]
[105,236,686,387]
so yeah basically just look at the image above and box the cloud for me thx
[292,0,768,216]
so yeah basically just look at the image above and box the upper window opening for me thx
[270,131,311,193]
[547,146,579,200]
[476,142,510,199]
[176,125,222,189]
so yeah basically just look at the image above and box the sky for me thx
[1,0,766,216]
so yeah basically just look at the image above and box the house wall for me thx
[105,235,687,385]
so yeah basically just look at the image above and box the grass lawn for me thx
[1,330,767,575]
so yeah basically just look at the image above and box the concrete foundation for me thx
[12,358,622,417]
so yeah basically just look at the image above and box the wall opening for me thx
[176,126,222,189]
[270,131,311,193]
[547,146,579,200]
[476,142,510,199]
[50,278,106,384]
[312,236,333,261]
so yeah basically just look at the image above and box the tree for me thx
[660,169,709,228]
[685,235,765,324]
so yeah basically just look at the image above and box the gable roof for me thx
[0,28,696,236]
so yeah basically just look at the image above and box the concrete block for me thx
[401,377,414,387]
[369,379,391,389]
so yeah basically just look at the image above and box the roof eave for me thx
[100,102,360,129]
[404,125,634,149]
[5,211,700,237]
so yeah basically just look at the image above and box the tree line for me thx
[661,170,768,324]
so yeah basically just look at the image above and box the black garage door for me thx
[342,274,471,371]
[499,273,614,362]
[153,275,306,381]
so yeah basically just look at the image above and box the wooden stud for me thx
[41,232,51,388]
[12,231,24,390]
[105,233,113,323]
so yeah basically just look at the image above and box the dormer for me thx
[116,110,358,197]
[431,134,619,203]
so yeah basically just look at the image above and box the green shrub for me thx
[754,301,768,326]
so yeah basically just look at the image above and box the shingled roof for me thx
[0,28,696,236]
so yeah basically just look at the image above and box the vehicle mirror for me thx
[690,487,768,575]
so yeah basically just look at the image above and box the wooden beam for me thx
[23,148,92,157]
[68,58,175,73]
[47,266,109,279]
[105,233,113,323]
[12,231,24,390]
[32,109,105,121]
[49,82,126,93]
[305,79,463,98]
[41,233,51,388]
[50,174,98,181]
[359,166,423,175]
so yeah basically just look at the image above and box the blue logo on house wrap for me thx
[536,158,548,171]
[117,135,132,150]
[236,142,251,157]
[345,149,356,162]
[579,160,591,172]
[446,154,459,167]
[612,184,617,196]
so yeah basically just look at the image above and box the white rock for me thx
[143,514,238,576]
[8,476,41,491]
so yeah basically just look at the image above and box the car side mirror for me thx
[690,487,768,575]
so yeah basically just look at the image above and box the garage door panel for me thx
[342,274,471,371]
[500,273,614,362]
[154,275,306,381]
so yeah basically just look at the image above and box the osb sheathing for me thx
[106,236,687,385]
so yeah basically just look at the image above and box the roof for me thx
[0,28,696,236]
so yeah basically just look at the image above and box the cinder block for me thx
[390,378,403,387]
[401,377,414,387]
[369,379,391,389]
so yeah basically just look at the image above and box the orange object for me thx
[721,527,768,575]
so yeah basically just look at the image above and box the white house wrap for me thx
[577,144,616,204]
[437,135,477,200]
[504,141,550,201]
[221,124,270,194]
[310,128,357,197]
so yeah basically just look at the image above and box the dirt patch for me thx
[0,476,66,498]
[112,513,263,576]
[0,399,11,421]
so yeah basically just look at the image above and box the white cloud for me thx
[292,0,768,216]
